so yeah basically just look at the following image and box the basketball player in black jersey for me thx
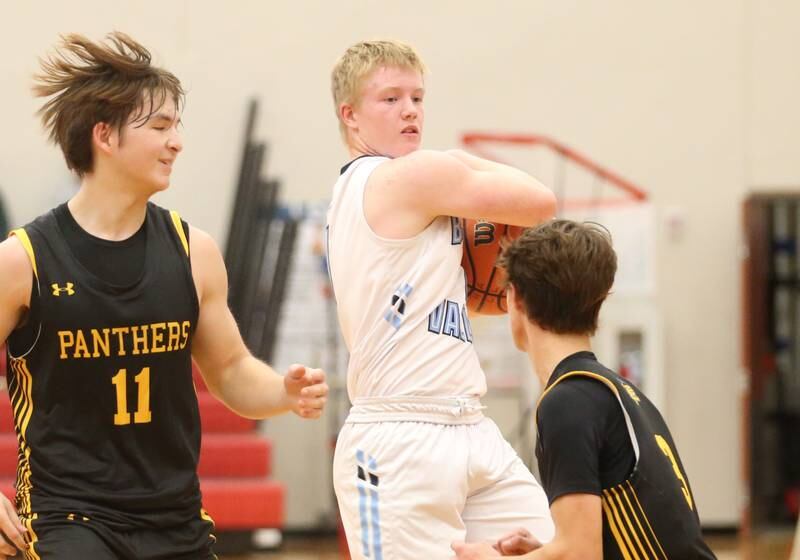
[453,220,715,559]
[0,32,328,559]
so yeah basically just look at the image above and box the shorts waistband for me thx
[345,396,485,425]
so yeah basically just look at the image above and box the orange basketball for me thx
[461,219,524,315]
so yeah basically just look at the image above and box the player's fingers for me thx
[301,383,329,398]
[305,368,325,384]
[496,527,531,541]
[299,396,327,409]
[0,532,19,556]
[3,500,25,538]
[498,539,521,554]
[451,541,465,552]
[498,534,539,555]
[286,364,306,380]
[0,500,26,551]
[298,407,322,419]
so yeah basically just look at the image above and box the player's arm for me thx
[0,237,32,555]
[452,494,601,559]
[0,237,31,346]
[189,227,328,420]
[367,149,556,237]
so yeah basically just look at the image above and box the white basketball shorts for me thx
[333,396,554,559]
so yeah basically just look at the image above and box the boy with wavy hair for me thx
[0,32,328,559]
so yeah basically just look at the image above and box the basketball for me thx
[461,219,525,315]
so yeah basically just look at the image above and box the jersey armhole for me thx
[356,159,430,247]
[7,229,42,359]
[166,210,199,328]
[168,210,190,257]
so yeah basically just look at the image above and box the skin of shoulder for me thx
[186,225,223,305]
[366,148,555,240]
[369,149,476,211]
[0,236,34,343]
[364,149,489,237]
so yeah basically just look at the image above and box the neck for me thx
[346,133,386,159]
[524,324,592,389]
[70,171,150,241]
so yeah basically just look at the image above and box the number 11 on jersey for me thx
[112,367,153,425]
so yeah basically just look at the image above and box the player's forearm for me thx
[447,149,556,225]
[520,540,599,560]
[210,355,291,419]
[447,149,537,183]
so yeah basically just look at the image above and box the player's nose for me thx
[167,129,183,153]
[401,98,418,120]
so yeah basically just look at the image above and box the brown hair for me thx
[33,32,184,176]
[331,40,426,141]
[499,220,617,335]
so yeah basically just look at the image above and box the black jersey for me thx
[536,353,716,560]
[5,203,201,530]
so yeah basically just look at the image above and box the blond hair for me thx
[33,32,184,176]
[331,40,426,141]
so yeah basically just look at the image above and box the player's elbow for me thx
[529,184,557,224]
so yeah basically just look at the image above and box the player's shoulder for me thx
[373,149,463,185]
[385,149,458,169]
[0,235,34,307]
[0,235,33,273]
[540,373,618,418]
[186,225,220,259]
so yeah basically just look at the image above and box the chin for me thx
[147,179,171,195]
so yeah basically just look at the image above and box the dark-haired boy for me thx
[0,32,328,559]
[453,220,716,560]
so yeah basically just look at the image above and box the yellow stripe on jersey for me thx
[201,508,218,543]
[617,484,661,560]
[9,229,38,280]
[8,358,36,515]
[22,513,41,560]
[608,487,651,559]
[536,370,621,413]
[626,481,669,560]
[601,495,634,560]
[169,210,190,257]
[603,490,641,559]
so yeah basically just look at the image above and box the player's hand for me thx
[0,494,27,557]
[494,528,542,555]
[451,540,501,559]
[283,364,328,419]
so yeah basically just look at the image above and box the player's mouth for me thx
[159,159,174,170]
[401,125,419,136]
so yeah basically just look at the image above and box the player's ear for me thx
[92,122,116,155]
[339,103,357,130]
[507,283,524,311]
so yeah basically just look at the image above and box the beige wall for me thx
[3,0,796,526]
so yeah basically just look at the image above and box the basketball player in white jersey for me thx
[326,40,557,558]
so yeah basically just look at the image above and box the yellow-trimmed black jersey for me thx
[5,202,201,530]
[536,352,716,560]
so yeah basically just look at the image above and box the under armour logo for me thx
[473,221,496,245]
[51,283,75,296]
[383,283,413,330]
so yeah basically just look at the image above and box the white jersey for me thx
[326,156,486,400]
